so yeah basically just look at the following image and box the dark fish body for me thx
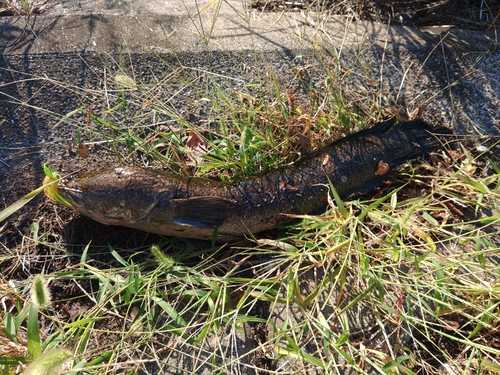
[56,119,450,240]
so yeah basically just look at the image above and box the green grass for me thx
[1,1,500,374]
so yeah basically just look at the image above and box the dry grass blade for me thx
[1,0,500,374]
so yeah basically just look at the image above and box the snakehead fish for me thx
[45,119,450,241]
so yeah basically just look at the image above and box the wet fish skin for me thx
[58,119,450,240]
[61,167,237,238]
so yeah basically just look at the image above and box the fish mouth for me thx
[58,184,86,208]
[43,175,75,208]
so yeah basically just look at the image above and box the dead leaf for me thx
[440,312,461,331]
[375,160,390,176]
[186,130,206,151]
[421,25,455,35]
[415,104,427,119]
[62,302,90,322]
[185,130,208,164]
[230,288,245,309]
[322,154,330,166]
[77,143,89,158]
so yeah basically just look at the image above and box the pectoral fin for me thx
[171,196,238,229]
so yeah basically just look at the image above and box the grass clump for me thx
[1,2,499,374]
[1,274,73,374]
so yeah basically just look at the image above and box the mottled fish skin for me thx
[58,119,451,240]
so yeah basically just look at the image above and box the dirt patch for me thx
[249,301,276,373]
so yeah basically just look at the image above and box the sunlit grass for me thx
[1,0,500,374]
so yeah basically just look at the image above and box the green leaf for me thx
[42,164,73,208]
[476,358,500,372]
[3,313,17,343]
[15,304,30,333]
[81,242,91,263]
[67,359,87,374]
[27,304,41,358]
[76,321,95,356]
[109,245,129,267]
[0,183,45,223]
[358,182,407,222]
[273,344,326,368]
[0,356,31,365]
[327,178,348,220]
[87,350,113,367]
[489,159,500,174]
[153,297,187,328]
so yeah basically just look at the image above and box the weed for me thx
[1,1,499,374]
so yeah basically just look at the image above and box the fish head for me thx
[60,167,169,225]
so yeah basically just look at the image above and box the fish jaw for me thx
[60,167,172,226]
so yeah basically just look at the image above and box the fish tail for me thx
[342,118,452,150]
[394,119,453,153]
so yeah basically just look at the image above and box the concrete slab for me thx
[1,1,498,130]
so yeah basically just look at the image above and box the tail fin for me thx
[393,119,453,153]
